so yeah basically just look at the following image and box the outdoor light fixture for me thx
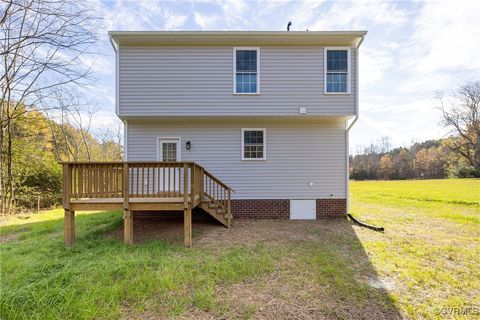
[186,141,191,150]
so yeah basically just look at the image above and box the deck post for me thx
[227,189,231,228]
[64,210,75,246]
[124,209,133,245]
[184,208,192,248]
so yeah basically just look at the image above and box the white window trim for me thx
[233,47,260,95]
[241,128,266,161]
[324,47,351,95]
[156,137,182,161]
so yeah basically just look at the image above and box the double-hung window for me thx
[241,129,266,160]
[234,48,259,94]
[324,48,350,94]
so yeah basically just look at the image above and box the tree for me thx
[0,0,98,214]
[393,149,413,179]
[440,81,480,177]
[414,149,428,178]
[378,154,393,180]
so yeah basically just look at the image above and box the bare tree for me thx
[440,81,480,176]
[44,87,98,162]
[0,0,98,214]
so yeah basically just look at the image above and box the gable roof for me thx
[108,31,367,48]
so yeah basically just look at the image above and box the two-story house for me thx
[107,30,366,221]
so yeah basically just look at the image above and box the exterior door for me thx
[158,138,181,194]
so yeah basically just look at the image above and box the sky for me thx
[85,0,480,152]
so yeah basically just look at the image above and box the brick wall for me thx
[231,199,290,219]
[133,198,346,220]
[316,199,347,219]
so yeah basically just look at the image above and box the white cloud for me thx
[412,0,480,74]
[164,10,188,30]
[193,11,221,30]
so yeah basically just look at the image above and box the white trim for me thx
[156,137,182,161]
[115,43,119,114]
[324,47,351,95]
[241,128,266,161]
[233,47,260,95]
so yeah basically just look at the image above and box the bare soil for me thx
[113,218,403,319]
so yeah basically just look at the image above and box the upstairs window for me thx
[325,48,350,94]
[234,48,259,94]
[241,129,266,160]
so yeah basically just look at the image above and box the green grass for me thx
[1,178,479,319]
[350,178,480,319]
[0,210,276,319]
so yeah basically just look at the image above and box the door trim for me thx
[156,137,181,161]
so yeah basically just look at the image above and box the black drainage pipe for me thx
[347,213,385,232]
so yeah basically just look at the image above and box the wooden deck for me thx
[62,162,233,247]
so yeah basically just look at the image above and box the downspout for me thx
[346,34,365,213]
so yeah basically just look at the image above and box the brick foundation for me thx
[231,199,290,219]
[316,199,347,219]
[133,198,346,220]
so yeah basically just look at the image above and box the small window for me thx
[234,48,259,94]
[241,129,266,160]
[325,48,350,94]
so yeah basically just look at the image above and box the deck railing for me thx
[62,161,233,247]
[62,161,233,211]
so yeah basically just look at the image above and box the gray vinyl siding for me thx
[118,46,356,117]
[126,120,346,199]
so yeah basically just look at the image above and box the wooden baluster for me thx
[105,165,109,197]
[190,164,195,207]
[227,189,231,228]
[162,165,166,196]
[146,164,150,196]
[167,163,171,197]
[173,164,177,197]
[123,163,129,208]
[135,166,138,197]
[141,165,144,197]
[183,163,188,208]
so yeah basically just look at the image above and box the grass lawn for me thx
[1,178,479,319]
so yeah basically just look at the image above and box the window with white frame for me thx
[325,48,350,94]
[234,48,259,94]
[242,129,265,160]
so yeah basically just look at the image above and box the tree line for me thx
[350,137,468,180]
[351,81,480,180]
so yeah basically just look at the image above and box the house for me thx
[62,31,366,247]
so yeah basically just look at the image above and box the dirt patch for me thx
[106,218,222,245]
[0,232,18,243]
[196,219,349,248]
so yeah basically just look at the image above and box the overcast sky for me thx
[85,0,480,152]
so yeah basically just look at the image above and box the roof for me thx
[108,31,367,48]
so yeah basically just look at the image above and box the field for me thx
[1,179,479,319]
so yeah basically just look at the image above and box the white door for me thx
[158,138,181,194]
[290,199,316,220]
